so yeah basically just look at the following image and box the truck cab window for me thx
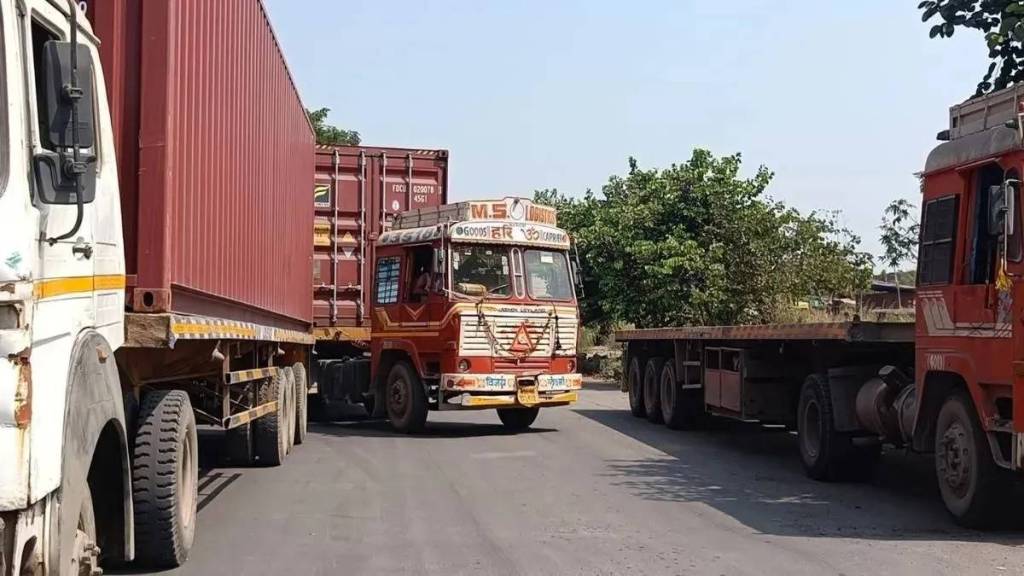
[407,246,433,303]
[375,256,401,305]
[918,196,958,285]
[30,19,59,151]
[969,165,1003,284]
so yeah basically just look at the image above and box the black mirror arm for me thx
[45,0,84,245]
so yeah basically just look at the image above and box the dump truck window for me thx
[918,196,958,285]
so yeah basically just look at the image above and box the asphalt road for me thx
[127,387,1024,576]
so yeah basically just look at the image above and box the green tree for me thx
[920,0,1024,95]
[307,107,361,146]
[537,151,873,329]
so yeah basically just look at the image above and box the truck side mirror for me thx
[32,41,98,206]
[1006,180,1018,237]
[432,247,446,274]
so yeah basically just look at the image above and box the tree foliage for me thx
[538,151,874,329]
[920,0,1024,95]
[879,198,920,273]
[307,107,361,146]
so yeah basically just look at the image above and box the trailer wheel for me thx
[282,367,297,454]
[498,407,540,431]
[292,362,309,445]
[643,358,665,424]
[254,371,288,466]
[661,361,702,430]
[797,374,877,481]
[627,356,645,418]
[935,392,1011,528]
[386,361,428,433]
[132,390,198,568]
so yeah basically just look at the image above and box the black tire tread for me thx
[131,390,196,568]
[936,392,1012,528]
[293,362,309,445]
[798,374,878,482]
[498,407,540,431]
[254,371,287,466]
[627,356,645,418]
[643,358,665,424]
[386,361,428,433]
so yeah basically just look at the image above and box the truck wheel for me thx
[223,422,254,466]
[254,371,288,466]
[132,390,198,568]
[661,361,702,430]
[935,392,1011,528]
[797,374,878,481]
[498,407,540,431]
[386,361,428,433]
[292,362,309,445]
[64,488,101,576]
[282,367,297,454]
[627,356,645,418]
[643,358,665,424]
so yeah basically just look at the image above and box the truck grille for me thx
[459,309,577,358]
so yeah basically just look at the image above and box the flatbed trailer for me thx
[617,322,923,481]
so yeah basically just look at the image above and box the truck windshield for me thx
[525,249,574,301]
[452,245,511,297]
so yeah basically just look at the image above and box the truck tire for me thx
[282,366,297,454]
[797,374,878,481]
[223,422,254,466]
[643,357,665,424]
[935,392,1011,528]
[627,356,645,418]
[254,371,288,466]
[132,390,198,568]
[292,362,309,445]
[385,361,428,433]
[661,361,702,430]
[498,407,540,431]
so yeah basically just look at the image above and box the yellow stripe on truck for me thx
[34,274,126,300]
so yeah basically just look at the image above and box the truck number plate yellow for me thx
[517,386,539,406]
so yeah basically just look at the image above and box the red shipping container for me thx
[313,146,449,331]
[86,0,315,331]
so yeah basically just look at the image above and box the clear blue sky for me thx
[264,0,985,261]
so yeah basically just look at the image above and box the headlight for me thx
[458,359,470,372]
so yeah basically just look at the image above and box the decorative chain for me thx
[474,304,555,359]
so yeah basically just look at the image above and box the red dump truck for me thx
[1,0,313,572]
[618,85,1024,528]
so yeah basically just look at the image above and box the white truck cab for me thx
[1,1,130,573]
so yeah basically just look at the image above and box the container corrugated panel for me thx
[313,145,449,331]
[87,0,315,331]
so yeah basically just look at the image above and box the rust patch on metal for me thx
[13,354,31,428]
[96,345,109,364]
[0,283,14,294]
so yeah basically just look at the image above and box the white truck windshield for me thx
[525,249,573,301]
[452,245,511,297]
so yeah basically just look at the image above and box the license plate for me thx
[517,386,539,406]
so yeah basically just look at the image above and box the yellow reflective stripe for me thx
[170,323,258,338]
[34,274,126,299]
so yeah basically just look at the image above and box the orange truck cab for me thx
[314,197,583,432]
